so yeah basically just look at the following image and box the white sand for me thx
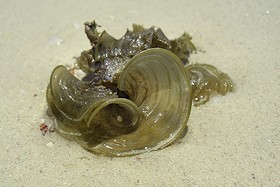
[0,0,279,186]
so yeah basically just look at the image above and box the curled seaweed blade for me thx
[46,21,234,157]
[47,66,142,145]
[185,64,233,105]
[47,66,116,121]
[83,48,192,156]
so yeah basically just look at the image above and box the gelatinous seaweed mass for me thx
[46,21,233,157]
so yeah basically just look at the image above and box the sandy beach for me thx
[0,0,279,186]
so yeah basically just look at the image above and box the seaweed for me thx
[46,20,233,156]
